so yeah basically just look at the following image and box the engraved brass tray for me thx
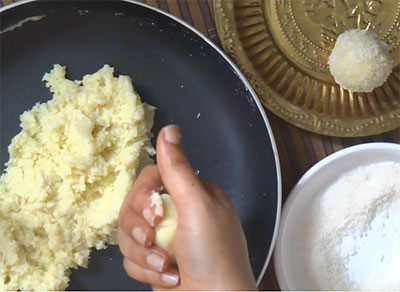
[214,0,400,137]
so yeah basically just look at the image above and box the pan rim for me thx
[0,0,282,287]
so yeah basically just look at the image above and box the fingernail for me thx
[146,253,165,272]
[164,125,181,144]
[142,207,155,227]
[161,272,179,286]
[132,227,147,246]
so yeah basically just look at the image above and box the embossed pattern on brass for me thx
[214,0,400,137]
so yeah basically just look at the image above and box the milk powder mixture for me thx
[0,65,155,290]
[303,162,400,290]
[151,191,177,261]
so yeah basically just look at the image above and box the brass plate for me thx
[214,0,400,137]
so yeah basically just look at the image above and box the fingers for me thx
[129,165,163,216]
[118,151,180,287]
[123,258,180,287]
[156,125,208,208]
[131,165,163,199]
[119,165,162,234]
[119,205,155,248]
[117,227,170,273]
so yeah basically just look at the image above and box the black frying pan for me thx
[0,0,281,290]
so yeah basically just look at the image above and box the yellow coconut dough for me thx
[151,192,177,261]
[328,29,393,92]
[0,64,155,290]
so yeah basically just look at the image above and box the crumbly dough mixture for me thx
[0,64,155,290]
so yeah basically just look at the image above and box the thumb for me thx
[156,125,206,209]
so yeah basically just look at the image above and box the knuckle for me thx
[197,195,217,212]
[134,186,151,200]
[139,164,157,179]
[118,206,129,226]
[122,258,131,272]
[119,240,132,259]
[119,209,135,233]
[220,196,235,211]
[129,193,144,211]
[116,227,123,243]
[123,258,155,286]
[213,185,225,196]
[168,155,189,172]
[123,259,137,279]
[141,164,155,175]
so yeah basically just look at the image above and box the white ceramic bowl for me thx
[274,142,400,290]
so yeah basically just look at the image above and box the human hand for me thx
[117,125,257,290]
